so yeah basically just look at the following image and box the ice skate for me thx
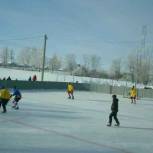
[15,106,19,110]
[107,123,111,127]
[114,123,120,127]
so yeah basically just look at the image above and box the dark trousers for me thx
[109,111,120,125]
[14,96,21,102]
[1,99,9,112]
[68,91,74,99]
[12,97,21,108]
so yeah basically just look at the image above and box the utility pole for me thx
[41,34,47,81]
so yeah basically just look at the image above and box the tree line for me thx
[0,47,153,85]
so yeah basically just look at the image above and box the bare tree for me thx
[49,54,61,71]
[64,54,77,74]
[0,47,9,65]
[90,54,101,71]
[110,58,122,80]
[127,54,136,82]
[17,47,42,70]
[126,48,153,84]
[17,47,31,66]
[0,48,15,65]
[29,48,37,67]
[82,54,101,76]
[9,49,15,64]
[82,54,90,71]
[30,48,42,69]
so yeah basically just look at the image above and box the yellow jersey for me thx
[0,89,11,100]
[130,88,137,97]
[67,84,74,92]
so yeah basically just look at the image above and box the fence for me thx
[0,80,153,99]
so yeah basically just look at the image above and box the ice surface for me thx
[0,91,153,153]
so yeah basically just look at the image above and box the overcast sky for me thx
[0,0,153,68]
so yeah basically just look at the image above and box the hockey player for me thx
[67,83,74,99]
[0,86,11,113]
[11,86,22,110]
[107,95,120,127]
[130,86,137,104]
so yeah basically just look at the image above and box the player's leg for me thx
[114,112,120,126]
[107,112,113,126]
[15,102,19,109]
[1,100,7,113]
[68,92,71,99]
[71,91,74,99]
[131,97,133,103]
[134,96,136,104]
[12,98,16,108]
[14,97,20,109]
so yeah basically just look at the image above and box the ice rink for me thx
[0,90,153,153]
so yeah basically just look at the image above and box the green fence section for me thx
[0,80,153,99]
[94,85,153,99]
[89,83,110,94]
[112,86,125,95]
[0,80,90,91]
[142,89,153,98]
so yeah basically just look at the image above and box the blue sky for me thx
[0,0,153,68]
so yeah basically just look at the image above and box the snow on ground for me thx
[0,90,153,153]
[0,67,146,88]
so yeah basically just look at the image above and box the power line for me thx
[0,35,43,42]
[102,40,140,45]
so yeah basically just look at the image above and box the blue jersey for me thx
[13,89,21,97]
[0,83,3,89]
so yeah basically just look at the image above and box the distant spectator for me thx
[28,76,32,81]
[7,76,11,80]
[32,75,37,81]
